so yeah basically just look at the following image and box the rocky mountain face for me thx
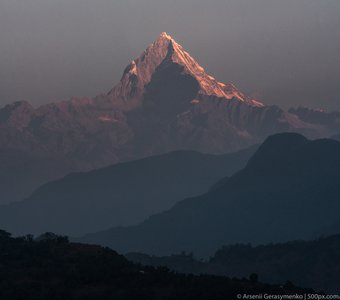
[0,32,337,203]
[78,133,340,257]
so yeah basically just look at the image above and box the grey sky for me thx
[1,0,340,110]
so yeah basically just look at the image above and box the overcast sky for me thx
[1,0,340,110]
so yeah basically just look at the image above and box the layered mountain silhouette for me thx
[1,32,338,203]
[127,235,340,293]
[79,133,340,257]
[0,147,256,236]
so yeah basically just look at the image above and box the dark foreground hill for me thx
[0,147,255,236]
[0,230,311,300]
[127,235,340,293]
[79,133,340,257]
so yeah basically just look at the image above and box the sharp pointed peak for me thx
[109,33,265,108]
[152,32,180,49]
[158,32,173,41]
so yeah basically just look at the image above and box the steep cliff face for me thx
[0,32,334,203]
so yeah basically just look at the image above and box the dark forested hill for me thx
[0,230,311,299]
[127,235,340,293]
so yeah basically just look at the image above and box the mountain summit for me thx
[108,32,263,109]
[0,32,338,203]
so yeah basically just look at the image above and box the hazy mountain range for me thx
[1,32,339,203]
[79,133,340,257]
[0,146,256,236]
